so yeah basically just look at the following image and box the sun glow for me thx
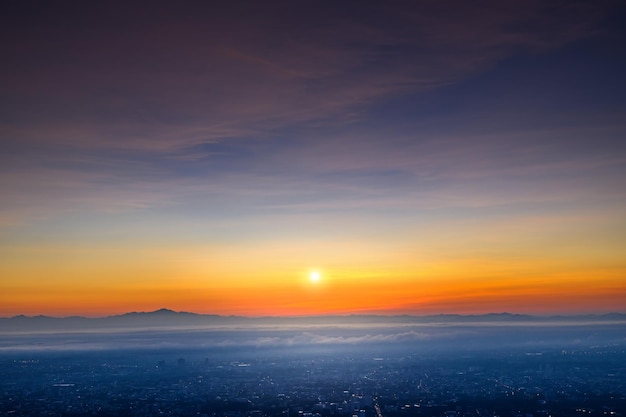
[309,270,321,284]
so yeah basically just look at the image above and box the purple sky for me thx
[1,1,625,316]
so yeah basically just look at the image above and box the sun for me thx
[309,270,321,284]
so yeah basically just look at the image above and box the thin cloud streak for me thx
[1,1,619,153]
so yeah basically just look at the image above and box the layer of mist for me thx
[1,310,624,353]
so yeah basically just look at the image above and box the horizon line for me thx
[3,308,626,320]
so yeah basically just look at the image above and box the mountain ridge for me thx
[2,309,625,335]
[3,308,625,321]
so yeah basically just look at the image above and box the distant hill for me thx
[1,309,625,333]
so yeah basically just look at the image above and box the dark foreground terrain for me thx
[1,314,624,416]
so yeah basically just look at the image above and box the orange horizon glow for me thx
[2,232,625,318]
[2,254,624,318]
[2,232,625,317]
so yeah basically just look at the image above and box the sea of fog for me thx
[1,319,624,353]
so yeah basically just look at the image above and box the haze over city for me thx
[1,0,625,318]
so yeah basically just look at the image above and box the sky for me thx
[1,0,625,317]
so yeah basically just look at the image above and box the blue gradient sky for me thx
[1,1,625,316]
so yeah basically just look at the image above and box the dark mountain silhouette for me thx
[1,309,624,333]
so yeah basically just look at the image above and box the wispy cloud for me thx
[1,1,618,153]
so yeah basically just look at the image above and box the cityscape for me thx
[1,312,625,416]
[2,1,626,416]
